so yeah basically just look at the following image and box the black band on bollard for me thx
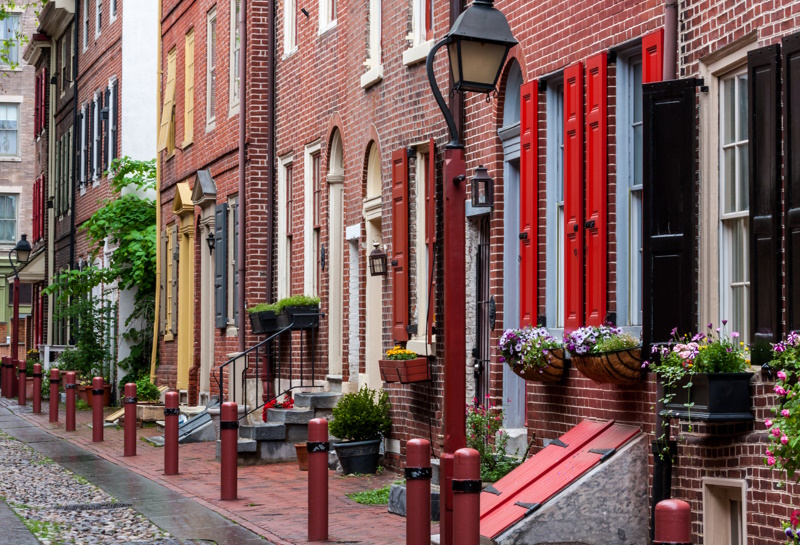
[92,389,104,395]
[307,441,330,453]
[65,384,77,389]
[16,367,24,374]
[124,396,138,404]
[405,467,433,480]
[32,373,43,378]
[164,407,180,416]
[451,479,482,493]
[220,420,239,430]
[50,379,60,384]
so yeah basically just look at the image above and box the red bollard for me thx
[17,359,26,406]
[123,383,137,457]
[32,364,42,413]
[164,391,179,475]
[91,377,104,442]
[65,372,77,432]
[406,439,432,545]
[220,401,238,500]
[49,369,60,422]
[654,499,692,544]
[452,448,481,545]
[307,418,329,542]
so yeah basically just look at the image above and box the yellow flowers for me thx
[385,346,417,361]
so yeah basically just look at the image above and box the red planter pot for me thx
[379,357,431,384]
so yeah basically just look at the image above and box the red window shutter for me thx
[519,80,538,328]
[563,62,584,332]
[642,29,664,84]
[584,53,608,326]
[34,74,40,136]
[391,148,410,342]
[33,178,38,241]
[426,139,436,344]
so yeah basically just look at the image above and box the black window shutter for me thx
[112,84,118,162]
[748,45,782,366]
[89,100,95,179]
[215,203,228,328]
[160,230,167,334]
[171,224,179,335]
[785,33,800,334]
[103,87,110,171]
[84,108,90,185]
[642,79,697,351]
[233,202,239,327]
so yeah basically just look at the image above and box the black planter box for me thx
[277,306,320,330]
[248,312,264,334]
[660,372,754,422]
[258,310,280,333]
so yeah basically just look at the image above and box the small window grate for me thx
[53,502,132,511]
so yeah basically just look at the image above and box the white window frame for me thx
[615,51,644,329]
[304,142,321,296]
[206,7,217,129]
[83,0,89,50]
[229,0,241,112]
[318,0,336,35]
[92,92,100,182]
[227,194,238,327]
[403,0,434,66]
[0,99,21,159]
[95,0,102,38]
[79,104,87,192]
[407,142,434,355]
[110,0,118,23]
[277,154,293,300]
[718,69,750,341]
[697,35,758,338]
[0,194,19,244]
[1,13,22,68]
[107,77,117,169]
[361,0,383,88]
[283,0,297,56]
[545,81,564,331]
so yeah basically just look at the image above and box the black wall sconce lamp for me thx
[369,241,388,277]
[471,164,494,208]
[206,232,215,255]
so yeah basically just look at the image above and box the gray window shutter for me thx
[233,202,239,327]
[112,85,118,162]
[103,87,110,171]
[160,230,167,334]
[215,204,228,328]
[171,224,179,335]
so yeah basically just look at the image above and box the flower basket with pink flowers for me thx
[764,331,800,482]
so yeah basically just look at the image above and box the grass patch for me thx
[22,517,62,541]
[75,399,92,411]
[72,474,90,486]
[346,484,393,505]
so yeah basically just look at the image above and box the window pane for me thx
[723,78,735,145]
[557,204,564,328]
[732,220,744,282]
[630,189,643,325]
[723,147,735,213]
[633,124,643,183]
[737,75,748,142]
[633,62,643,124]
[738,144,749,211]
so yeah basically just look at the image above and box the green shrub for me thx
[135,377,162,402]
[329,386,391,442]
[466,400,521,482]
[247,302,278,314]
[275,294,320,313]
[41,374,50,400]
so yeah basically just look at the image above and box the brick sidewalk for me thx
[3,398,436,545]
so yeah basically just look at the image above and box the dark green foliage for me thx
[134,376,161,402]
[329,386,391,442]
[275,294,320,313]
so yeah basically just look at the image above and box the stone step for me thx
[325,374,343,393]
[239,423,286,441]
[266,408,315,424]
[294,391,341,410]
[387,483,440,521]
[215,438,257,457]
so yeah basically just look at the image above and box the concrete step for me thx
[266,408,315,424]
[294,391,341,410]
[387,483,440,521]
[239,423,287,441]
[325,374,343,393]
[215,438,257,457]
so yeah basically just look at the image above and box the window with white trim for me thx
[408,144,434,352]
[412,0,432,45]
[227,194,239,327]
[92,93,100,179]
[207,8,217,126]
[0,103,19,157]
[366,0,381,70]
[110,0,117,20]
[719,70,749,341]
[304,143,321,296]
[80,104,87,184]
[83,0,89,50]
[108,78,117,164]
[319,0,336,33]
[278,156,293,299]
[230,0,241,108]
[1,14,21,66]
[96,0,102,37]
[545,83,564,329]
[616,53,643,327]
[0,195,18,244]
[283,0,297,54]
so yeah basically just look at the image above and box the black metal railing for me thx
[212,311,324,421]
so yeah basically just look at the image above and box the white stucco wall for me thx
[121,0,157,163]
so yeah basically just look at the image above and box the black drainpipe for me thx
[266,0,275,303]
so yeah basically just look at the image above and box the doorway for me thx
[475,217,491,403]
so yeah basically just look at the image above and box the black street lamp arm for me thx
[426,37,460,148]
[7,248,19,279]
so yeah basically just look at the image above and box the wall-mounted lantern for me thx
[471,165,494,208]
[206,232,215,255]
[369,241,388,277]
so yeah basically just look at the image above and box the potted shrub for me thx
[330,385,391,475]
[566,325,642,385]
[133,376,164,422]
[379,346,430,384]
[499,327,565,383]
[247,303,280,335]
[762,331,800,478]
[648,322,753,422]
[276,294,321,330]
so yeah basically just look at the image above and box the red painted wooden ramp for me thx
[479,419,640,540]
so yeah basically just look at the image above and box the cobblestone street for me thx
[0,398,421,544]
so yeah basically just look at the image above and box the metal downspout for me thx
[237,0,247,352]
[150,0,163,381]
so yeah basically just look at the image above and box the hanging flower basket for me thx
[509,348,566,383]
[572,348,644,385]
